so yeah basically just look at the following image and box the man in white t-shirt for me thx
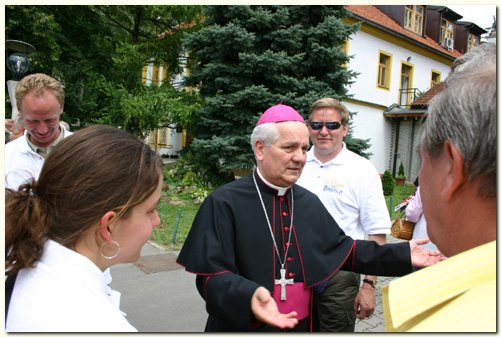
[4,73,114,287]
[297,97,390,332]
[5,73,73,190]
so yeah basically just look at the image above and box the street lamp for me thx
[5,39,36,120]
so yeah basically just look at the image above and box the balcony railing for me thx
[398,88,422,107]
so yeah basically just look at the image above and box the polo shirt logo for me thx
[322,180,345,194]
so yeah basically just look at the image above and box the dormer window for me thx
[440,18,455,46]
[404,5,424,35]
[468,33,480,52]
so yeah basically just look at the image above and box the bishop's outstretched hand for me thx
[251,286,299,330]
[409,238,446,267]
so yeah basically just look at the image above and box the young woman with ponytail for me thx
[5,125,163,332]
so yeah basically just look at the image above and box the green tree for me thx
[184,5,370,181]
[382,170,395,196]
[5,5,203,136]
[397,162,406,179]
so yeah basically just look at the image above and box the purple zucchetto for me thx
[256,104,305,126]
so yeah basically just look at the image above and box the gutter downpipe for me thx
[392,119,400,176]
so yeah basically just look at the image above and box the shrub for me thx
[382,170,395,196]
[397,162,406,179]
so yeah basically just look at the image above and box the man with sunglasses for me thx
[5,73,73,190]
[297,97,390,332]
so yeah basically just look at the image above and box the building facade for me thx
[142,61,186,158]
[344,5,485,181]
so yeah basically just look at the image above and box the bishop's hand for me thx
[251,286,299,330]
[409,238,447,267]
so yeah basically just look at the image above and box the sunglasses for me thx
[309,121,342,130]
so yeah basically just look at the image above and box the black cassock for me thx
[177,171,412,332]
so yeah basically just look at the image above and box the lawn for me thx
[152,181,417,250]
[150,190,201,250]
[385,183,417,220]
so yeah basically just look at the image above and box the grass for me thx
[150,190,201,250]
[385,183,417,220]
[152,181,417,250]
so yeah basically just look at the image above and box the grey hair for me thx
[450,43,496,75]
[251,123,279,155]
[419,43,496,198]
[309,97,350,125]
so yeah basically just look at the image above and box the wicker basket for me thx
[391,218,416,240]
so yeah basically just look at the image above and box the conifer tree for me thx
[185,5,371,179]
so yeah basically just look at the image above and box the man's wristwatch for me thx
[363,279,376,288]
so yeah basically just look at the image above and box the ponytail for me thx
[5,181,49,277]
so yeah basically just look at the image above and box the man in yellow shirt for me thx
[382,43,496,332]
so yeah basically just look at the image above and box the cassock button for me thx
[280,197,284,202]
[288,272,295,278]
[284,226,290,232]
[287,257,294,262]
[282,211,288,217]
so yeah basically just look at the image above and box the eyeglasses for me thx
[309,121,342,130]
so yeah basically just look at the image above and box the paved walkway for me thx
[111,242,207,332]
[111,239,400,332]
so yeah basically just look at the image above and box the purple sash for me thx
[273,282,310,320]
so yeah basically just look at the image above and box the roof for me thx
[383,104,427,118]
[346,5,462,58]
[410,82,445,108]
[427,5,463,21]
[384,81,445,118]
[456,21,488,36]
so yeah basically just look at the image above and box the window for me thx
[440,18,454,45]
[159,128,168,145]
[377,51,392,89]
[143,63,153,86]
[143,62,168,86]
[147,130,155,144]
[399,63,413,106]
[152,65,160,84]
[468,34,480,52]
[404,5,424,35]
[431,71,441,88]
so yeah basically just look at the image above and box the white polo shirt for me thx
[297,143,390,240]
[6,240,136,332]
[5,125,72,190]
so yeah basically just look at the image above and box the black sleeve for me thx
[342,240,413,276]
[196,273,261,331]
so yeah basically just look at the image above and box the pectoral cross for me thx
[275,268,294,301]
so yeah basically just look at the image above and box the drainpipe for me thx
[409,118,416,181]
[392,119,400,176]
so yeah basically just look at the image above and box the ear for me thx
[255,140,265,162]
[441,140,466,202]
[342,124,349,137]
[99,211,117,243]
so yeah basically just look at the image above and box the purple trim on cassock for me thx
[176,261,231,277]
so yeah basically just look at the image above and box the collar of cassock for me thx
[255,168,290,196]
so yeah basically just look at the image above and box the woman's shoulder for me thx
[8,270,136,332]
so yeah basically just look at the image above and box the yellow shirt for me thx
[382,241,496,332]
